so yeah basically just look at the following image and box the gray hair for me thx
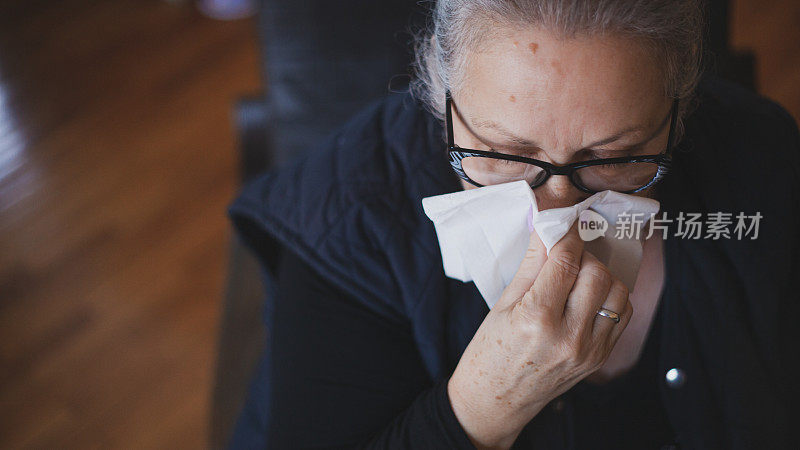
[410,0,704,131]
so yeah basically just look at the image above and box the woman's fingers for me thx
[563,250,612,336]
[528,222,584,317]
[592,278,631,341]
[558,248,632,371]
[605,298,633,344]
[496,226,548,310]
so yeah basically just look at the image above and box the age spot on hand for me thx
[529,42,538,54]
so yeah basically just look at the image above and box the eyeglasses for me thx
[445,90,677,194]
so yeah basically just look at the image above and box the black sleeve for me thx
[264,248,476,449]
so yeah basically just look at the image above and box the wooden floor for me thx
[0,1,260,448]
[0,1,796,449]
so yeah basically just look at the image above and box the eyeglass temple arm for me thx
[666,98,680,154]
[445,91,455,148]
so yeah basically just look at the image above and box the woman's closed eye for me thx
[584,145,645,161]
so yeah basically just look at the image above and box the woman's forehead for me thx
[457,27,669,146]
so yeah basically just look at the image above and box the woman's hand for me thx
[447,223,633,450]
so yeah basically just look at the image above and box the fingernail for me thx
[527,204,534,232]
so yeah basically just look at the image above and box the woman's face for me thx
[451,26,674,210]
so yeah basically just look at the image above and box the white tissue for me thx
[421,180,660,308]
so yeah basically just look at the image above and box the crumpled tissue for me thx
[421,180,660,308]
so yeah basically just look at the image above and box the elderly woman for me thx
[228,0,799,448]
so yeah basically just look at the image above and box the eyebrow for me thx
[470,118,541,148]
[469,107,673,152]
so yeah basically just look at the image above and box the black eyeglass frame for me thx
[445,90,678,194]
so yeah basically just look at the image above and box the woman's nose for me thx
[534,175,588,210]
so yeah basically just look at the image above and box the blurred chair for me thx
[209,0,755,447]
[209,1,423,447]
[706,0,757,90]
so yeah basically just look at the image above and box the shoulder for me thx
[228,91,454,321]
[667,77,799,214]
[661,78,799,332]
[693,76,797,125]
[683,77,799,179]
[236,91,440,209]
